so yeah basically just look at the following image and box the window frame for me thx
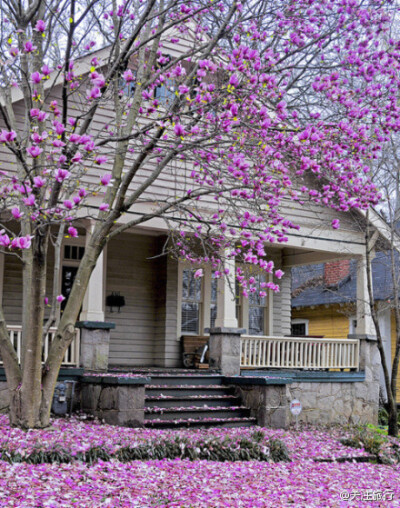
[291,318,309,337]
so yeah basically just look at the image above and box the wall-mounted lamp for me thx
[106,292,126,313]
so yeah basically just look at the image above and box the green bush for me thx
[340,426,386,456]
[0,435,290,465]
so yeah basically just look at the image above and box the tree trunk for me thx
[8,230,49,428]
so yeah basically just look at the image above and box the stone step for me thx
[144,416,257,429]
[145,375,224,386]
[146,385,234,397]
[145,395,241,408]
[144,406,251,421]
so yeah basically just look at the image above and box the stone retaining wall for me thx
[80,377,148,427]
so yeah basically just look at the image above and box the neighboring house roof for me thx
[292,251,399,308]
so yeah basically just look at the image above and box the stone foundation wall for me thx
[0,382,9,413]
[237,377,379,429]
[81,381,145,427]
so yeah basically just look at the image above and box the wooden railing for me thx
[240,335,359,370]
[3,326,80,367]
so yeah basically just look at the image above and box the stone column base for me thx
[208,328,245,376]
[76,321,115,372]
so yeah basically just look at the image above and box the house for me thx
[0,32,398,427]
[292,254,398,401]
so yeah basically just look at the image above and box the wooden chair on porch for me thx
[181,335,209,368]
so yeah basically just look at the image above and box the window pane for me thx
[249,307,264,336]
[291,323,306,336]
[210,303,217,329]
[181,302,199,334]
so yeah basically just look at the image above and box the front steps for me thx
[144,373,256,428]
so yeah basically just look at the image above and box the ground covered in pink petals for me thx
[0,459,399,507]
[0,415,370,461]
[0,416,398,507]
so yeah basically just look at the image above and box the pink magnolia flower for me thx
[67,226,78,238]
[194,269,203,278]
[0,130,17,143]
[95,156,108,165]
[123,69,135,82]
[0,233,10,247]
[332,219,340,229]
[63,200,73,210]
[274,269,284,279]
[23,194,35,206]
[41,64,51,76]
[100,173,112,186]
[35,20,46,32]
[31,72,43,84]
[27,146,42,158]
[54,168,70,182]
[33,176,45,188]
[56,294,65,303]
[23,40,37,53]
[44,297,49,305]
[174,123,186,137]
[87,87,101,100]
[11,207,23,219]
[99,203,109,211]
[71,152,82,164]
[9,47,19,58]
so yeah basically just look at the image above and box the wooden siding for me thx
[292,305,351,339]
[153,251,180,367]
[106,233,162,367]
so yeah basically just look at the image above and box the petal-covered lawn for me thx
[0,416,398,507]
[0,415,371,461]
[0,460,399,507]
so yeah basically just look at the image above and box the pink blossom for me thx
[23,40,37,53]
[95,156,108,165]
[123,69,135,82]
[63,200,73,210]
[31,72,43,84]
[11,207,23,219]
[9,47,19,58]
[100,173,112,186]
[87,87,101,100]
[34,19,46,32]
[56,294,65,302]
[0,130,17,143]
[67,226,78,238]
[174,123,186,137]
[332,219,340,229]
[99,203,109,211]
[274,269,284,279]
[23,194,35,206]
[27,146,42,158]
[33,176,45,188]
[54,169,70,182]
[194,269,203,278]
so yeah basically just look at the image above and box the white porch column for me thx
[80,225,106,322]
[355,254,375,337]
[215,254,238,329]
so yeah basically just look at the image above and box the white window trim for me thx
[177,262,208,337]
[348,316,357,335]
[291,318,309,336]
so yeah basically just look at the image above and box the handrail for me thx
[240,335,359,370]
[2,325,80,367]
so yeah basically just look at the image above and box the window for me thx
[155,78,176,104]
[291,319,309,336]
[64,245,84,261]
[349,317,357,335]
[210,272,218,329]
[181,268,202,334]
[248,273,267,336]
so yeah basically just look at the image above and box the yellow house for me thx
[291,257,398,402]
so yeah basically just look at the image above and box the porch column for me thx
[78,223,113,372]
[355,254,375,338]
[80,225,106,322]
[209,252,244,376]
[214,254,237,328]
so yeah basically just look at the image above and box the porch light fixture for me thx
[106,292,126,313]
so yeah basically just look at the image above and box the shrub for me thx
[0,434,290,465]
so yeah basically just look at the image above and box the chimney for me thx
[324,259,350,287]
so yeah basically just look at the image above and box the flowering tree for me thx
[0,0,399,428]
